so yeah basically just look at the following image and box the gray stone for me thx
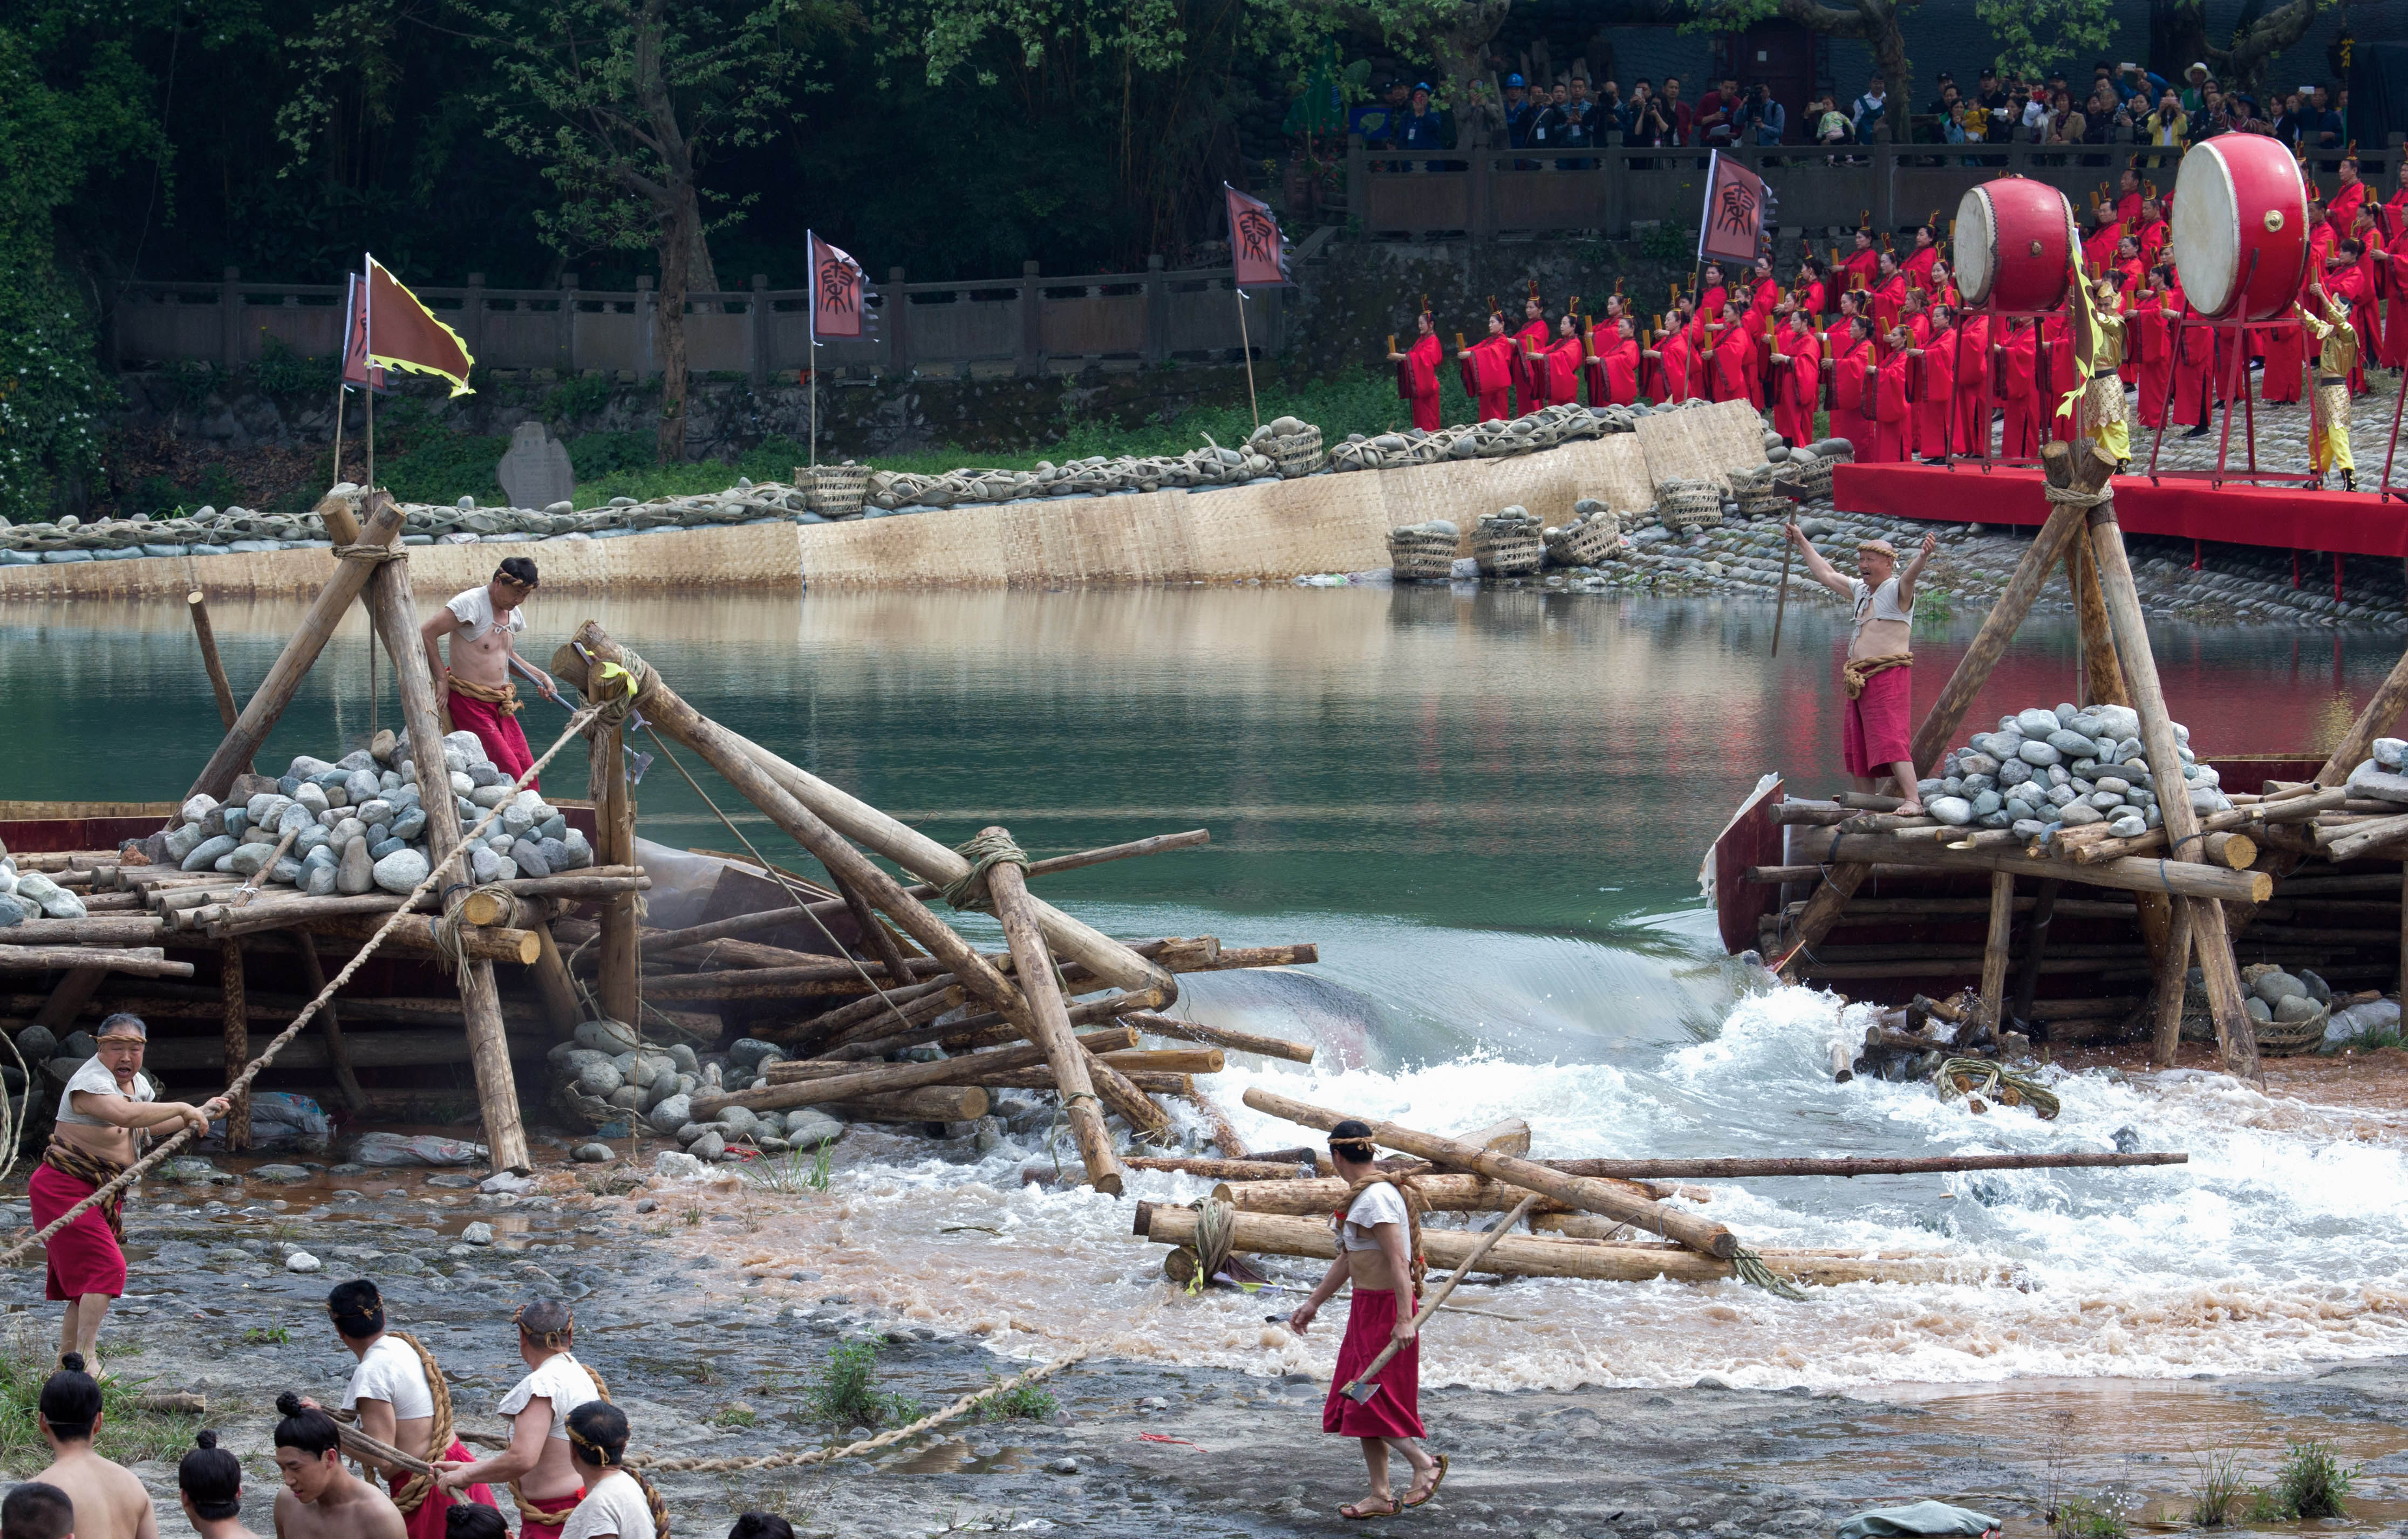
[2246,996,2273,1023]
[224,843,277,877]
[2273,993,2324,1024]
[690,1130,727,1161]
[0,894,23,928]
[557,829,595,870]
[372,847,431,894]
[2299,969,2333,1004]
[391,805,427,840]
[2252,970,2308,1006]
[2058,801,2105,825]
[285,1250,322,1274]
[576,1018,642,1054]
[460,1221,495,1246]
[510,838,552,878]
[336,837,374,895]
[181,835,237,872]
[537,837,572,873]
[783,1109,845,1147]
[251,1163,313,1184]
[2014,708,2061,736]
[647,1093,692,1133]
[368,836,407,863]
[180,793,220,824]
[577,1061,624,1097]
[497,421,577,511]
[2377,737,2408,771]
[163,823,204,862]
[2016,740,2063,767]
[718,1105,760,1141]
[1927,796,1974,826]
[2045,729,2096,758]
[572,1143,615,1164]
[2345,758,2408,804]
[14,1025,56,1062]
[305,863,339,897]
[652,1150,707,1180]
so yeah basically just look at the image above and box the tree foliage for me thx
[1975,0,2118,81]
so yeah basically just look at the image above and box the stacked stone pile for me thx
[1923,703,2232,839]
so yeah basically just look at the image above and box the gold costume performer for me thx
[2296,291,2358,490]
[2071,275,2130,468]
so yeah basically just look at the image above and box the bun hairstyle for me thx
[180,1429,244,1520]
[39,1355,103,1441]
[273,1391,343,1456]
[1328,1118,1377,1165]
[444,1503,510,1539]
[326,1278,386,1341]
[515,1298,574,1350]
[567,1401,669,1539]
[731,1517,799,1539]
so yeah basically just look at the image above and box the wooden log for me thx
[553,627,1037,1028]
[1977,871,2015,1030]
[1136,1204,1977,1288]
[1211,1174,1588,1217]
[828,873,915,986]
[1791,834,2271,901]
[819,1087,989,1124]
[364,553,530,1174]
[1182,1086,1250,1157]
[297,913,542,966]
[186,589,243,737]
[527,919,583,1038]
[1771,800,1851,826]
[1748,863,1986,884]
[2011,879,2060,1026]
[694,1027,1138,1118]
[0,916,172,947]
[981,838,1123,1189]
[187,493,403,802]
[139,1030,552,1072]
[8,987,542,1029]
[813,988,968,1061]
[1240,1087,1734,1258]
[285,926,364,1113]
[1529,1151,2188,1179]
[900,829,1210,896]
[0,949,194,979]
[2318,814,2408,863]
[1122,1154,1320,1180]
[2067,535,2129,709]
[1779,490,2096,972]
[587,708,639,1028]
[1120,1011,1313,1064]
[620,958,946,1000]
[505,870,650,900]
[979,1068,1193,1096]
[459,889,526,929]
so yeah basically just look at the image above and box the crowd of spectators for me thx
[1355,58,2360,159]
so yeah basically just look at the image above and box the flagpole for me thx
[807,232,818,475]
[332,386,346,489]
[363,253,376,495]
[1234,286,1260,429]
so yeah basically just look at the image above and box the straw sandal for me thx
[1404,1454,1450,1509]
[1341,1496,1403,1520]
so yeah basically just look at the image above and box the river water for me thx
[9,587,2408,1393]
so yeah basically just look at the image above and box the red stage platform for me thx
[1833,462,2408,558]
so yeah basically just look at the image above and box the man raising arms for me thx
[1783,528,1940,811]
[271,1392,407,1539]
[419,556,559,790]
[28,1356,158,1539]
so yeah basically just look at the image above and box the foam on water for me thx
[724,973,2408,1392]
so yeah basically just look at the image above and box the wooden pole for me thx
[186,591,242,734]
[1239,1086,1736,1258]
[186,494,404,803]
[977,837,1122,1192]
[288,926,366,1112]
[1977,871,2015,1031]
[1118,1011,1315,1064]
[586,715,639,1027]
[2150,898,2195,1068]
[362,555,533,1174]
[831,874,915,985]
[527,918,583,1038]
[1771,538,1792,657]
[2067,536,2172,970]
[219,939,250,1150]
[693,1027,1139,1118]
[1338,1195,1542,1403]
[2063,441,2261,1079]
[2011,879,2059,1028]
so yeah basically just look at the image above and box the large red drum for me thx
[1954,180,2078,311]
[2171,134,2309,320]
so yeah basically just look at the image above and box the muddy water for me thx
[10,589,2408,1400]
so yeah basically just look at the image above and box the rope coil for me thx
[1935,1056,2062,1119]
[938,829,1029,913]
[2042,481,2115,509]
[332,542,408,564]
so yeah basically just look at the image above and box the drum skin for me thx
[2171,135,2309,320]
[1955,180,2077,311]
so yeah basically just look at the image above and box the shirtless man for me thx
[270,1392,407,1539]
[432,1301,602,1539]
[418,556,559,788]
[1783,529,1939,811]
[2,1483,76,1539]
[178,1431,262,1539]
[28,1356,158,1539]
[32,1014,224,1371]
[310,1279,495,1537]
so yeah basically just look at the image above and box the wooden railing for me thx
[1344,132,2403,243]
[111,257,1290,379]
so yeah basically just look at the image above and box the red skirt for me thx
[1323,1289,1422,1440]
[397,1443,497,1539]
[1843,664,1915,778]
[30,1164,125,1302]
[445,692,538,791]
[515,1488,583,1539]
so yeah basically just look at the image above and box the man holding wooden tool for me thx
[1781,528,1938,813]
[1286,1120,1447,1519]
[419,556,561,790]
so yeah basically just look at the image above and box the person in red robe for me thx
[1954,309,1991,457]
[1697,263,1731,322]
[2081,203,2122,278]
[2262,294,2308,404]
[1542,311,1586,405]
[1912,305,1957,459]
[2135,197,2170,270]
[2131,268,2178,430]
[2116,166,2143,225]
[1708,302,1762,407]
[1900,288,1932,349]
[1797,257,1830,322]
[2346,221,2387,378]
[1926,257,1959,310]
[1901,224,1939,295]
[2042,310,2078,442]
[1873,326,1915,463]
[1769,303,1822,446]
[2308,197,2336,274]
[1838,229,1882,300]
[1458,309,1515,421]
[1999,318,2044,457]
[1871,252,1907,334]
[1748,257,1779,320]
[1389,309,1444,431]
[2326,240,2375,394]
[2382,233,2408,371]
[1647,306,1701,403]
[1588,317,1642,406]
[2330,155,2369,237]
[1511,291,1550,415]
[1829,316,1876,457]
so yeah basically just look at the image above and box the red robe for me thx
[2261,310,2306,402]
[2132,302,2176,428]
[2082,224,2120,276]
[1954,314,1991,456]
[1397,333,1443,431]
[1542,336,1585,406]
[2351,248,2386,379]
[1590,337,1641,406]
[2328,261,2376,392]
[2382,188,2408,242]
[2043,314,2077,442]
[1901,245,1938,295]
[1873,275,1908,334]
[1511,320,1550,414]
[1915,327,1957,456]
[1771,322,1821,445]
[2000,322,2044,457]
[1873,348,1914,463]
[2117,191,2143,224]
[1709,324,1762,407]
[1829,336,1873,455]
[2330,180,2369,237]
[2310,222,2338,279]
[2172,307,2221,426]
[1698,284,1729,320]
[2137,219,2170,270]
[1799,281,1827,320]
[1463,335,1515,421]
[2384,246,2408,370]
[1654,333,1700,402]
[1838,249,1881,299]
[1750,279,1779,320]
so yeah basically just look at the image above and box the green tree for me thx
[458,0,854,462]
[1976,0,2117,83]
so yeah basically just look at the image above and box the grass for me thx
[803,1340,922,1430]
[240,1326,290,1346]
[2277,1439,2356,1519]
[712,1404,759,1428]
[2053,1496,2127,1539]
[973,1377,1058,1423]
[0,1325,201,1472]
[2189,1449,2245,1527]
[745,1143,835,1196]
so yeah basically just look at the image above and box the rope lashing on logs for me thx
[939,828,1031,913]
[331,542,408,564]
[1184,1198,1237,1297]
[1729,1247,1810,1301]
[1935,1056,2062,1120]
[2042,480,2116,511]
[430,885,516,974]
[626,1350,1092,1475]
[0,705,605,1272]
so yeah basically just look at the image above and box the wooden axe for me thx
[1335,1194,1539,1405]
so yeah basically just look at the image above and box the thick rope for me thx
[2042,481,2115,509]
[428,884,513,975]
[0,705,604,1271]
[1729,1247,1810,1301]
[938,828,1029,914]
[1935,1056,2062,1120]
[631,1350,1089,1475]
[386,1331,455,1516]
[1184,1199,1235,1297]
[332,543,408,563]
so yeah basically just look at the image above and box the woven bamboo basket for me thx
[1655,480,1723,532]
[802,464,872,517]
[2255,1004,2330,1056]
[1268,428,1326,477]
[1782,454,1835,499]
[1736,487,1795,519]
[1387,530,1458,581]
[1546,515,1622,567]
[1472,522,1544,577]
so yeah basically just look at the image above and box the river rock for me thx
[1926,796,1973,826]
[577,1061,624,1097]
[2347,759,2408,804]
[2251,969,2308,1006]
[251,1163,313,1184]
[2045,729,2096,758]
[15,1025,56,1062]
[336,837,373,894]
[2014,708,2061,737]
[12,873,85,920]
[2273,993,2324,1024]
[2016,740,2062,767]
[718,1105,760,1141]
[576,1018,642,1054]
[305,862,338,896]
[285,1250,322,1273]
[2108,815,2148,838]
[460,1221,494,1246]
[784,1110,845,1147]
[372,848,430,894]
[652,1150,707,1180]
[180,794,219,824]
[690,1130,727,1161]
[646,1093,692,1133]
[163,823,204,863]
[510,839,551,878]
[181,835,237,872]
[0,894,23,928]
[391,805,428,840]
[557,829,595,869]
[470,846,513,884]
[2324,998,2403,1050]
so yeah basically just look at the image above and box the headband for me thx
[1858,539,1897,556]
[514,1303,575,1349]
[494,566,537,586]
[1329,1136,1377,1159]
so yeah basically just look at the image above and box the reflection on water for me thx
[14,588,2408,1388]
